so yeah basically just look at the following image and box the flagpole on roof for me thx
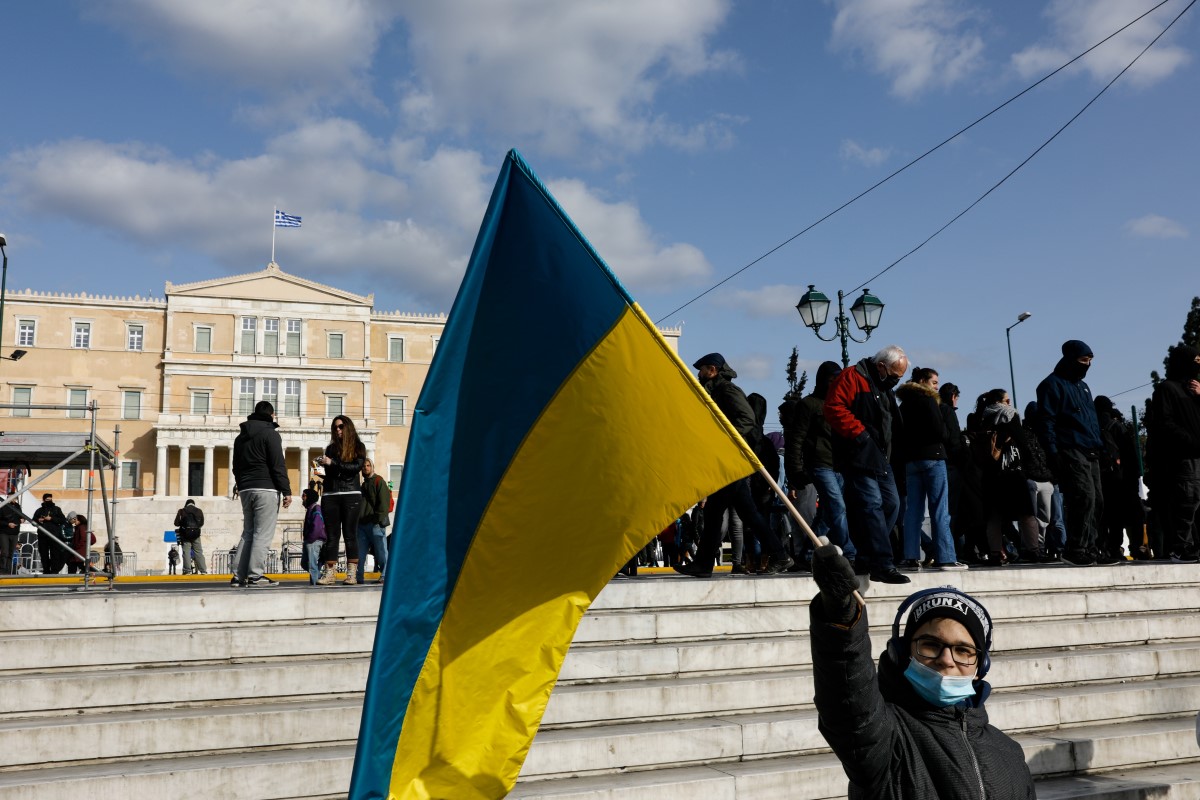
[271,206,277,264]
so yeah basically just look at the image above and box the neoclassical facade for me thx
[1,263,445,501]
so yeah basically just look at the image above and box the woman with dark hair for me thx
[65,514,96,574]
[316,415,366,585]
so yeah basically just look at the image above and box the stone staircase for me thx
[0,564,1198,798]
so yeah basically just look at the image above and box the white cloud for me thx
[2,126,711,306]
[395,0,738,153]
[547,179,712,290]
[1125,213,1189,239]
[717,284,806,318]
[89,0,401,114]
[1012,0,1191,87]
[829,0,988,98]
[840,139,892,166]
[734,353,775,381]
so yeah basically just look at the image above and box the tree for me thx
[784,346,808,403]
[1151,296,1200,389]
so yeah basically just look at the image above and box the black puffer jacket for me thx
[232,413,291,494]
[896,381,948,463]
[810,599,1035,799]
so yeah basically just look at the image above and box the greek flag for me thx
[274,210,302,228]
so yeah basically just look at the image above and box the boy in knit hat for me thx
[809,544,1034,798]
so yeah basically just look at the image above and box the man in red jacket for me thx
[824,345,911,584]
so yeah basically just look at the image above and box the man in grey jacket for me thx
[231,401,292,587]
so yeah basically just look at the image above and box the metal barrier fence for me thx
[210,548,280,576]
[13,536,137,576]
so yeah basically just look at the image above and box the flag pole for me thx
[271,207,277,263]
[758,465,866,607]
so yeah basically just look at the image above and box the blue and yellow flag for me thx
[349,149,760,799]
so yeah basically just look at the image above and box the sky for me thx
[1,0,1196,427]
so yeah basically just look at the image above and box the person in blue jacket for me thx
[1035,340,1105,566]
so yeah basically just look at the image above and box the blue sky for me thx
[1,1,1195,424]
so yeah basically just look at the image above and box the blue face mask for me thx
[904,657,977,707]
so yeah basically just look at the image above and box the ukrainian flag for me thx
[350,150,760,799]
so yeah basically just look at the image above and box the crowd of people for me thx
[669,340,1200,582]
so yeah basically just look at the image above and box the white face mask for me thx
[904,657,977,707]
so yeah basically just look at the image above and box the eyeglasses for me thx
[913,636,979,666]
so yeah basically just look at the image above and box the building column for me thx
[227,446,235,498]
[202,446,215,498]
[155,445,169,497]
[178,445,190,497]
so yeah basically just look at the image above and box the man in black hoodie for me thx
[675,353,794,578]
[1148,345,1200,562]
[33,493,68,575]
[1036,340,1105,566]
[231,401,292,587]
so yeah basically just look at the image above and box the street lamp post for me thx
[796,285,885,368]
[1006,311,1033,408]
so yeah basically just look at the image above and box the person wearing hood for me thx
[824,345,910,584]
[976,390,1049,564]
[1148,345,1200,562]
[896,367,964,571]
[231,400,293,587]
[785,361,855,565]
[810,544,1035,798]
[675,353,794,577]
[1035,340,1105,566]
[1094,396,1145,562]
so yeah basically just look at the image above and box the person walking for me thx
[674,353,793,578]
[824,345,911,584]
[784,361,855,567]
[356,458,391,584]
[1036,340,1105,566]
[231,400,293,588]
[173,498,208,575]
[316,415,366,586]
[1148,345,1200,563]
[896,367,964,571]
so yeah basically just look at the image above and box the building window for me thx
[328,332,344,359]
[240,317,257,354]
[64,469,83,489]
[11,387,31,417]
[282,379,300,417]
[326,395,345,417]
[67,388,88,419]
[194,325,212,354]
[17,320,35,347]
[191,391,211,415]
[387,397,406,426]
[262,378,278,410]
[122,390,141,420]
[120,461,139,490]
[73,322,91,349]
[126,324,144,352]
[388,336,405,362]
[263,318,279,355]
[430,335,440,359]
[388,464,403,490]
[238,378,256,415]
[285,319,301,356]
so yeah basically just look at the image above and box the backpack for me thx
[178,506,202,541]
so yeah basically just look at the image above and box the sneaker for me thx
[229,576,244,588]
[1169,552,1200,564]
[935,562,969,571]
[1062,550,1096,566]
[869,568,912,585]
[898,559,921,571]
[731,562,749,575]
[315,566,336,586]
[245,575,279,588]
[922,558,937,569]
[673,562,713,579]
[763,554,795,575]
[1095,552,1121,565]
[1037,551,1062,564]
[343,571,358,586]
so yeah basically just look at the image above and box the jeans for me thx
[1058,449,1104,556]
[305,540,324,585]
[356,522,388,582]
[1049,487,1067,553]
[236,489,279,582]
[723,508,746,565]
[846,465,901,572]
[1029,480,1055,550]
[810,467,854,561]
[904,460,953,563]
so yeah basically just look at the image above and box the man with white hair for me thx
[824,345,911,584]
